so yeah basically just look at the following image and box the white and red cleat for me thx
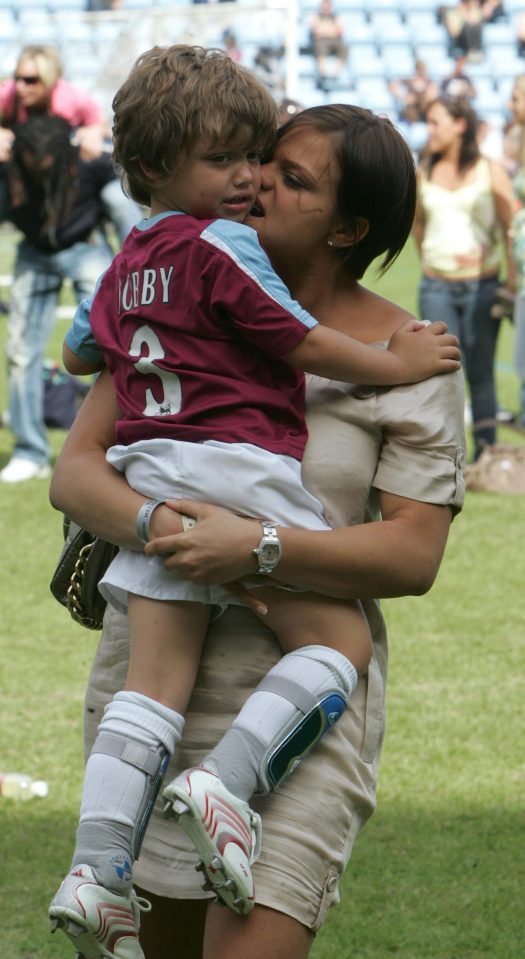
[162,765,262,915]
[49,864,150,958]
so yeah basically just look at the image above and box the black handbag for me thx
[50,516,118,630]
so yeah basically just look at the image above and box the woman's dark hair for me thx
[278,103,417,279]
[423,95,480,172]
[9,116,78,243]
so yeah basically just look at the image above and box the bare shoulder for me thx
[352,285,416,343]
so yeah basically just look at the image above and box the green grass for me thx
[0,229,524,957]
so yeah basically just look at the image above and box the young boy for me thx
[49,45,460,956]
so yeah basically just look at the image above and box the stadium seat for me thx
[20,21,59,44]
[354,76,396,111]
[369,10,409,43]
[496,75,516,102]
[368,0,404,12]
[381,46,417,80]
[49,0,87,9]
[487,46,524,78]
[339,12,375,44]
[332,0,368,11]
[350,49,388,78]
[505,0,525,11]
[298,0,325,12]
[14,0,50,7]
[399,0,439,14]
[484,22,517,46]
[0,9,18,40]
[398,119,428,154]
[406,12,447,42]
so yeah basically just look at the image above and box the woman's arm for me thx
[49,368,184,549]
[145,491,453,601]
[489,158,517,289]
[412,176,425,255]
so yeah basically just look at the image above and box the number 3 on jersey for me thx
[129,324,182,416]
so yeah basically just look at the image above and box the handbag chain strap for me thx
[66,539,99,629]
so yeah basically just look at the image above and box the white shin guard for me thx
[206,645,357,798]
[73,691,184,892]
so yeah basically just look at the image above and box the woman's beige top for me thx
[419,158,502,280]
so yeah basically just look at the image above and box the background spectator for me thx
[277,97,304,126]
[85,0,123,9]
[252,44,285,94]
[439,54,477,98]
[222,28,242,62]
[0,45,105,163]
[0,117,118,483]
[309,0,348,91]
[389,59,438,124]
[516,11,525,58]
[0,45,140,245]
[414,95,516,459]
[508,74,525,424]
[443,0,502,60]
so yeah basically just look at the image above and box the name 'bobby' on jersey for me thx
[88,212,318,459]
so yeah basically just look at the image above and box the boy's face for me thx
[150,139,262,221]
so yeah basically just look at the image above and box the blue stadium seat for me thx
[369,10,408,43]
[15,0,50,7]
[49,0,86,9]
[397,119,428,154]
[298,0,325,12]
[399,0,439,14]
[484,22,516,46]
[354,76,396,113]
[20,20,58,44]
[339,11,375,44]
[405,11,447,43]
[332,0,368,11]
[368,0,404,12]
[349,48,385,77]
[18,6,52,20]
[381,45,416,79]
[486,46,524,77]
[0,9,18,39]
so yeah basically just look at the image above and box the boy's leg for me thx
[164,593,369,914]
[49,598,210,956]
[203,590,371,799]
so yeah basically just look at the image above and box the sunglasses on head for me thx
[14,75,40,85]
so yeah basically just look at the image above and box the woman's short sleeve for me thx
[373,369,466,514]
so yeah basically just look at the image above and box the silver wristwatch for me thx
[252,521,282,575]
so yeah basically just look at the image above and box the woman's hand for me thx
[146,500,263,584]
[146,501,270,617]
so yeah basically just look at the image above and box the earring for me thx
[327,239,334,247]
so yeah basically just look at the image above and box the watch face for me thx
[261,543,280,564]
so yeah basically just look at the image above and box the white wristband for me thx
[136,499,166,544]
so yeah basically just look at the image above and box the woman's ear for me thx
[328,216,369,250]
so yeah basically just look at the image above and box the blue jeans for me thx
[100,179,142,245]
[5,232,113,466]
[419,273,500,457]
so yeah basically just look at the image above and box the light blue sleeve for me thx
[201,219,318,330]
[64,276,105,365]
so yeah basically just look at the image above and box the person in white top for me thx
[414,94,515,459]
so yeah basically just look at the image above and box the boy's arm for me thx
[282,319,461,385]
[63,289,106,376]
[63,341,104,376]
